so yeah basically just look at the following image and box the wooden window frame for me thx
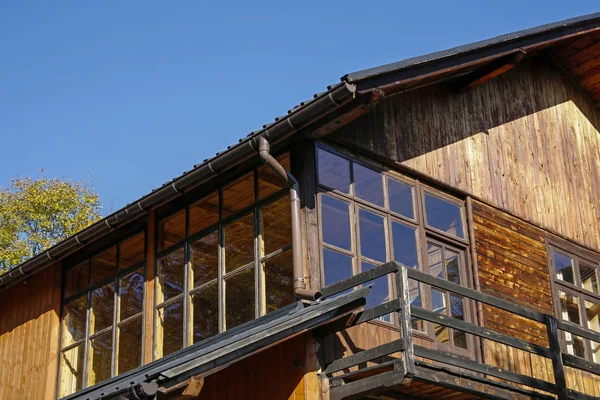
[58,231,147,397]
[152,155,293,360]
[315,142,478,357]
[547,239,600,363]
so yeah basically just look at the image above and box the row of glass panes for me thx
[60,232,146,397]
[154,166,294,359]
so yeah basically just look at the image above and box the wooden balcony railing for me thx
[317,261,600,400]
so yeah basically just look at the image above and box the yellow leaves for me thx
[0,174,102,271]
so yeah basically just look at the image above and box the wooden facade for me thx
[1,16,600,400]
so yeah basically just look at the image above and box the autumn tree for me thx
[0,174,102,271]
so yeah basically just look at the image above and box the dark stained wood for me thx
[454,50,527,92]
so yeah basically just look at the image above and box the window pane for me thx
[59,344,85,397]
[117,317,142,375]
[119,269,144,321]
[91,283,114,334]
[225,268,255,330]
[192,283,219,343]
[264,250,294,314]
[157,248,185,302]
[451,295,468,349]
[222,173,255,218]
[565,333,587,359]
[119,232,145,270]
[258,153,289,199]
[323,249,353,286]
[189,191,219,235]
[559,290,581,325]
[62,296,87,347]
[91,246,117,285]
[586,300,600,333]
[580,263,598,294]
[446,250,461,285]
[261,196,292,255]
[191,231,218,288]
[424,193,464,238]
[353,163,384,207]
[592,341,600,363]
[391,222,419,269]
[157,300,184,357]
[554,251,575,285]
[65,261,89,298]
[223,213,254,273]
[432,289,449,344]
[87,330,112,386]
[387,178,414,219]
[362,261,391,322]
[428,243,443,279]
[317,148,350,193]
[321,195,351,251]
[358,209,386,263]
[158,210,186,252]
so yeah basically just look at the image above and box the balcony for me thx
[317,261,600,400]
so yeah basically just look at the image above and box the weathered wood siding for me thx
[472,199,600,396]
[0,262,62,400]
[331,55,600,252]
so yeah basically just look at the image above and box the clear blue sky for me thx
[1,1,597,215]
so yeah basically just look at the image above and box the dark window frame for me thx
[547,239,600,363]
[315,142,477,357]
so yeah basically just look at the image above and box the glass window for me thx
[190,232,218,288]
[424,193,465,238]
[258,153,290,200]
[261,196,292,255]
[157,248,185,301]
[353,163,384,207]
[264,250,295,314]
[323,249,353,286]
[223,214,254,273]
[158,210,186,252]
[580,263,599,294]
[157,300,184,357]
[362,261,391,322]
[189,191,219,236]
[317,148,351,193]
[225,268,255,330]
[192,283,219,343]
[358,209,386,263]
[321,195,351,251]
[222,173,255,218]
[554,251,575,285]
[387,178,414,219]
[59,232,146,396]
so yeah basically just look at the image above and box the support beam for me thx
[453,49,527,92]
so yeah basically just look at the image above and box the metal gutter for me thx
[0,81,356,291]
[63,287,369,400]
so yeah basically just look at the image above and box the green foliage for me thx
[0,174,102,271]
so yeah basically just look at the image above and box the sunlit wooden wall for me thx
[0,262,62,400]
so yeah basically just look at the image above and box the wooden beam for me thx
[144,211,156,364]
[453,49,527,92]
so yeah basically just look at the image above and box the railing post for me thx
[396,265,415,385]
[545,315,568,400]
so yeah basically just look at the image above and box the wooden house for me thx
[1,12,600,400]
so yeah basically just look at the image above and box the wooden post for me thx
[144,211,156,364]
[396,266,415,385]
[545,314,568,400]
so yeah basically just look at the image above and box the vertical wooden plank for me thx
[396,267,415,384]
[545,315,568,400]
[43,263,63,399]
[144,210,156,364]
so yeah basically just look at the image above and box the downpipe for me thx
[258,137,322,301]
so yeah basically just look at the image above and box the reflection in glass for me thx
[321,195,352,251]
[157,248,185,301]
[559,290,581,325]
[353,163,384,207]
[60,344,85,397]
[424,193,464,238]
[191,232,218,288]
[554,251,575,285]
[91,246,117,284]
[264,251,294,314]
[117,317,142,375]
[119,270,144,321]
[391,222,418,269]
[65,261,89,298]
[91,283,114,333]
[358,209,386,262]
[119,232,145,269]
[446,250,461,285]
[62,296,87,347]
[224,214,254,273]
[323,249,353,286]
[451,295,467,349]
[193,283,219,343]
[258,153,289,199]
[580,263,598,294]
[158,210,186,251]
[222,173,255,218]
[261,196,292,255]
[189,191,219,235]
[362,261,391,322]
[317,148,351,193]
[225,268,255,330]
[88,331,112,386]
[586,300,600,333]
[428,243,443,279]
[387,178,414,219]
[158,300,184,357]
